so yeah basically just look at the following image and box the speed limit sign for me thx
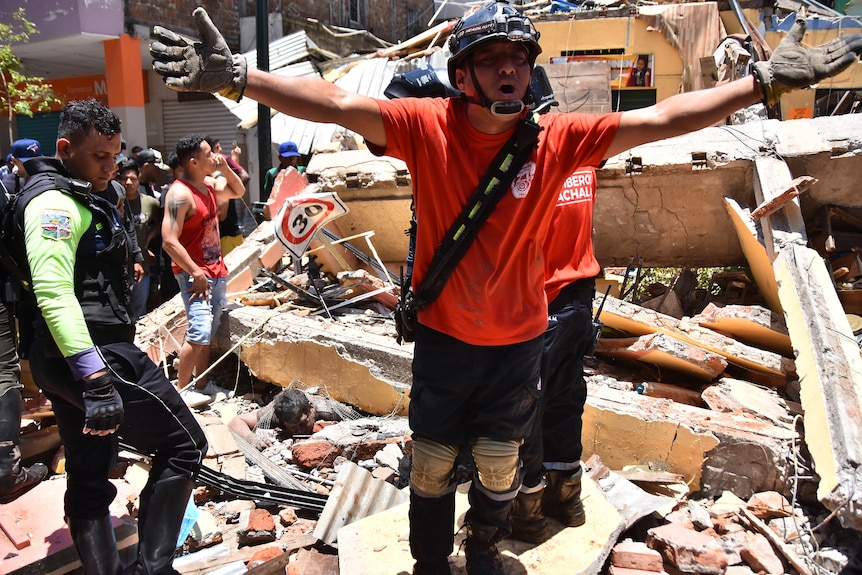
[273,191,349,259]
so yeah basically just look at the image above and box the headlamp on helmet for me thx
[447,2,542,88]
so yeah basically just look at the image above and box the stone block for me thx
[612,538,664,572]
[647,523,728,574]
[740,533,785,574]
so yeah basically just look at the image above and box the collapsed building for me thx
[3,1,862,574]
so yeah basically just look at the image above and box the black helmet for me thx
[447,2,542,87]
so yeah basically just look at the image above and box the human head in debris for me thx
[273,388,316,436]
[17,98,208,575]
[150,4,862,574]
[228,388,343,450]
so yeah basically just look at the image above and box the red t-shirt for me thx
[374,98,620,346]
[170,179,228,279]
[543,167,600,303]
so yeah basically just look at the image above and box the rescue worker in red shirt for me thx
[149,6,862,573]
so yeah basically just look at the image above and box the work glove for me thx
[81,373,124,433]
[149,7,247,102]
[751,17,862,105]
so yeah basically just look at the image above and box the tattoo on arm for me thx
[168,196,190,226]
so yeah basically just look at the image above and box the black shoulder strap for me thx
[413,114,542,309]
[0,159,92,293]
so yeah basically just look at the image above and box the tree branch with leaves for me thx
[0,8,62,147]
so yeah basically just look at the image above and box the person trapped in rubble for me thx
[228,387,343,450]
[161,134,245,395]
[149,5,862,573]
[11,98,208,575]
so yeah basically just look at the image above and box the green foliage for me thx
[630,266,746,302]
[0,8,62,118]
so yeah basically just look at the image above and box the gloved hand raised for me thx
[752,17,862,105]
[82,372,124,435]
[149,7,247,102]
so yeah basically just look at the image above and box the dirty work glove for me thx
[149,7,247,102]
[81,373,124,433]
[751,17,862,105]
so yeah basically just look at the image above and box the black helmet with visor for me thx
[447,2,541,115]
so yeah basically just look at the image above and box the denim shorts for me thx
[176,272,227,345]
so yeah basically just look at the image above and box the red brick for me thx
[740,533,785,574]
[647,523,728,574]
[246,546,284,568]
[609,567,668,575]
[612,539,664,572]
[286,547,339,575]
[279,507,298,526]
[237,508,277,547]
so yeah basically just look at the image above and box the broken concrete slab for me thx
[337,476,624,575]
[583,383,798,497]
[594,294,793,380]
[221,305,411,416]
[700,378,795,428]
[690,302,792,357]
[596,333,728,380]
[753,156,862,530]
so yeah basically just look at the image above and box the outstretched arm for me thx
[607,76,760,159]
[150,8,387,148]
[606,18,862,159]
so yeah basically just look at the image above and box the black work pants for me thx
[521,278,595,488]
[31,338,207,519]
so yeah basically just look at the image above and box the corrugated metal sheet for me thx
[261,50,451,155]
[162,99,247,151]
[312,459,408,547]
[245,30,313,71]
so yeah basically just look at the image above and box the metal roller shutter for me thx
[161,99,243,152]
[14,111,61,156]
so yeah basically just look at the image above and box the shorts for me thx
[409,324,542,447]
[176,272,226,345]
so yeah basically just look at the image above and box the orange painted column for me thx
[103,35,149,150]
[104,34,145,108]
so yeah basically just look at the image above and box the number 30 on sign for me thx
[273,192,349,260]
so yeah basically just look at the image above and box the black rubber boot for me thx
[508,488,550,544]
[132,475,194,575]
[0,389,48,503]
[463,485,511,575]
[542,467,586,527]
[68,515,123,575]
[409,489,455,575]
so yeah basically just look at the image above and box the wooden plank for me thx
[0,508,31,550]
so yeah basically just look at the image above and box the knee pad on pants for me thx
[410,437,459,497]
[471,437,521,494]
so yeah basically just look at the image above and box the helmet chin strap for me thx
[467,57,526,117]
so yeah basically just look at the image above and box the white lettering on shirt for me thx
[557,168,594,207]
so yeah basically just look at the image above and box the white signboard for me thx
[273,192,349,259]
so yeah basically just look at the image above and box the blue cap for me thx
[278,141,300,158]
[11,138,42,159]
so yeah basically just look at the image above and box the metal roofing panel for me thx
[244,30,313,71]
[264,51,451,155]
[313,460,408,547]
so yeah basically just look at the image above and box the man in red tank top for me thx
[161,134,245,393]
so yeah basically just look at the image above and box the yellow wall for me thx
[535,17,683,102]
[537,10,862,104]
